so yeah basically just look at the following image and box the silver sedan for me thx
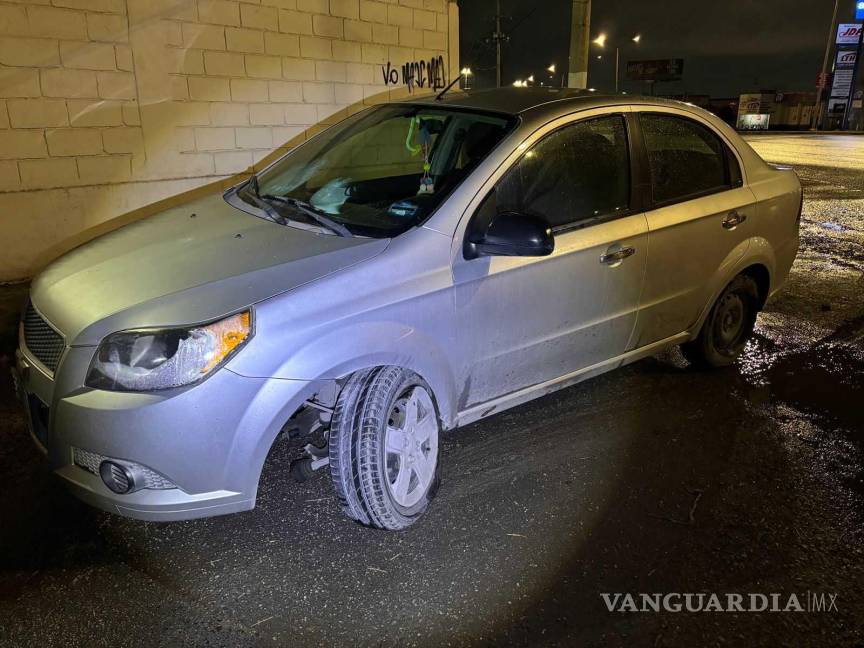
[14,88,801,530]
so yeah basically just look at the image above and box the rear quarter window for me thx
[640,114,736,205]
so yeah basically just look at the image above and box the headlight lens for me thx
[86,311,251,391]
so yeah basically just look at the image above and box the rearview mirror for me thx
[465,211,555,260]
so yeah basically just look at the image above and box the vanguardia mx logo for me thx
[600,592,839,613]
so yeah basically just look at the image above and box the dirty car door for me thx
[453,113,649,408]
[632,110,756,346]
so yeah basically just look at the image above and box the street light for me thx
[592,32,642,94]
[546,64,564,87]
[460,66,473,90]
[540,63,564,88]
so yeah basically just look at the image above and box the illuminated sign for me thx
[836,50,858,68]
[857,1,864,20]
[737,114,770,131]
[831,69,855,97]
[836,23,863,44]
[737,93,763,116]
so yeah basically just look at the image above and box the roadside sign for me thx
[737,114,770,131]
[738,93,764,117]
[836,50,858,68]
[836,23,863,44]
[831,70,855,97]
[857,1,864,20]
[626,59,684,82]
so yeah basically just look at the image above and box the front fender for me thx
[235,321,460,430]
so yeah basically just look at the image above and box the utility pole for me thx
[495,0,503,87]
[567,0,592,88]
[812,0,840,130]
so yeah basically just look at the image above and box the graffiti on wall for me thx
[381,55,447,92]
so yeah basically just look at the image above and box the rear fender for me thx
[689,237,775,337]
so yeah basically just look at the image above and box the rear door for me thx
[631,109,756,347]
[452,111,649,408]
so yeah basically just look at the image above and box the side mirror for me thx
[465,211,555,260]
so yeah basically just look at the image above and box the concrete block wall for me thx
[0,0,459,281]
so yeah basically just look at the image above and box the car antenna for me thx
[435,75,463,101]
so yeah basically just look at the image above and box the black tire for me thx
[329,366,441,530]
[682,274,760,368]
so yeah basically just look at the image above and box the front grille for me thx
[22,303,65,373]
[73,448,178,490]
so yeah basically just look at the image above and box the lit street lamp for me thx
[592,32,642,94]
[460,67,473,90]
[547,63,564,87]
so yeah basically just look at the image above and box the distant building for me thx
[735,91,816,131]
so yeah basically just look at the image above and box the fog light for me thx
[99,460,135,494]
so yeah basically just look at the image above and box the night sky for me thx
[459,0,859,98]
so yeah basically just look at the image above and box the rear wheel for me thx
[682,274,760,368]
[329,367,440,530]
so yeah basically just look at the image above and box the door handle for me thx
[600,246,636,265]
[722,210,747,230]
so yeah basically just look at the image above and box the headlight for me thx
[85,311,252,392]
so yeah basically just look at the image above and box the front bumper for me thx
[14,345,319,521]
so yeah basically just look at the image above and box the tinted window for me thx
[640,114,732,204]
[492,115,631,228]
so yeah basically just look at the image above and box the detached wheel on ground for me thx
[682,273,761,368]
[329,366,441,530]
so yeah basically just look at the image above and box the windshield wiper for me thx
[243,176,289,226]
[260,194,353,238]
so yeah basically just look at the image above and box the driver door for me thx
[452,112,649,408]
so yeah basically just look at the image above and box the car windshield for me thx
[246,104,516,237]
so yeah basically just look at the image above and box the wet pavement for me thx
[0,133,862,647]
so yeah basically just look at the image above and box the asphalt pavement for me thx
[0,133,862,647]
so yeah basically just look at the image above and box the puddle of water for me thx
[762,343,863,433]
[740,325,864,445]
[818,221,847,232]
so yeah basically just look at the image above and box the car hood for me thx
[30,192,389,346]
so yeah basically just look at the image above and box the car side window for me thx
[488,115,631,229]
[639,113,738,205]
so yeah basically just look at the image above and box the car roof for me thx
[407,87,684,119]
